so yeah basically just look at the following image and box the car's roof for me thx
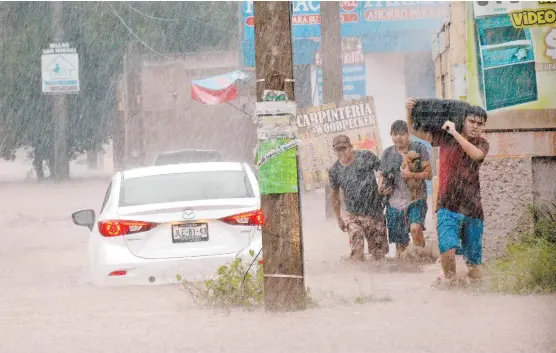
[122,162,245,180]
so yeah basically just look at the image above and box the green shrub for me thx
[492,203,556,294]
[492,237,556,294]
[530,202,556,244]
[178,251,264,309]
[178,250,314,310]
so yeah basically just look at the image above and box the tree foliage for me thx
[0,1,239,165]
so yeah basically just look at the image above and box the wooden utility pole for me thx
[123,41,143,168]
[321,1,343,219]
[253,1,306,312]
[114,75,125,171]
[51,1,69,180]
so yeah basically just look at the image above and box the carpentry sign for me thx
[41,42,79,94]
[296,96,382,191]
[255,100,299,195]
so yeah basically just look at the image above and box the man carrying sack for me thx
[407,99,490,286]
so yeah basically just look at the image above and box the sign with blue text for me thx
[41,43,79,94]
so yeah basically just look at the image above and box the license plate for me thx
[171,223,209,243]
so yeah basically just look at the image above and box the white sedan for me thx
[71,162,263,286]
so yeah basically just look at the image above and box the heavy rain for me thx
[0,1,555,352]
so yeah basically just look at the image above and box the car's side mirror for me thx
[71,209,96,231]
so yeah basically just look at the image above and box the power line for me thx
[109,2,252,117]
[108,2,185,64]
[226,101,252,118]
[123,2,180,22]
[123,1,239,38]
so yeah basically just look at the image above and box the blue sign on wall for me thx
[242,1,364,41]
[240,1,448,67]
[360,1,449,32]
[340,1,362,37]
[316,64,367,102]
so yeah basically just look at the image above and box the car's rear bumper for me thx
[90,237,262,287]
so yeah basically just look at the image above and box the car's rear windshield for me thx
[119,170,254,207]
[153,151,223,165]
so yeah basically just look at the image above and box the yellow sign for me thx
[296,97,382,192]
[467,2,556,128]
[510,8,556,28]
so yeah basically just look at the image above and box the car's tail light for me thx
[98,220,158,237]
[220,210,265,226]
[109,270,127,276]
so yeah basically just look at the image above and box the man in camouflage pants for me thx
[329,135,388,261]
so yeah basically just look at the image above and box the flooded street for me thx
[0,1,555,352]
[1,177,554,353]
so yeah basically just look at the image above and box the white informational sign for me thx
[473,1,523,18]
[41,43,79,94]
[254,101,298,140]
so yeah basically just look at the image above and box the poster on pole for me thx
[41,43,80,94]
[254,100,299,195]
[256,138,300,195]
[296,96,382,191]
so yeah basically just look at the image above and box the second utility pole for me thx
[51,1,69,180]
[321,1,343,219]
[254,1,306,312]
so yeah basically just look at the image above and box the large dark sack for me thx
[409,98,471,135]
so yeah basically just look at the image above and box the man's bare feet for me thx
[433,275,470,289]
[342,254,365,263]
[396,243,409,260]
[467,264,482,281]
[432,276,457,289]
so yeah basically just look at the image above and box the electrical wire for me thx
[108,2,185,64]
[109,2,244,68]
[110,2,254,122]
[123,2,180,22]
[123,1,240,38]
[226,101,252,118]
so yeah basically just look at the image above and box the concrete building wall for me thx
[434,1,466,100]
[481,156,556,260]
[124,51,257,166]
[480,157,535,260]
[365,53,407,150]
[532,157,556,206]
[485,131,556,157]
[364,51,437,150]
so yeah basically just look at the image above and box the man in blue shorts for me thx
[379,120,432,257]
[407,100,490,283]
